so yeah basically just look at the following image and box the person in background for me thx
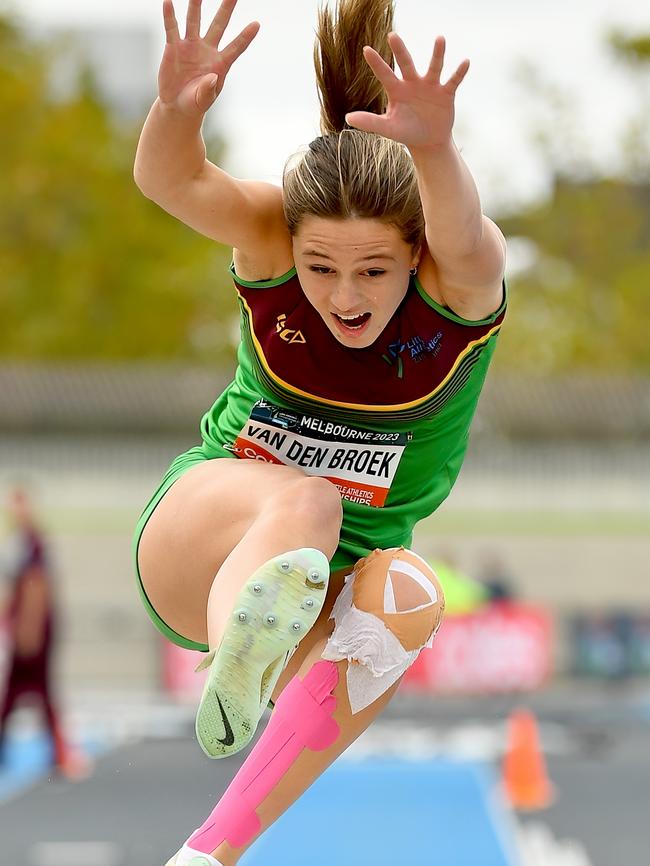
[428,549,488,614]
[475,549,516,604]
[0,486,65,773]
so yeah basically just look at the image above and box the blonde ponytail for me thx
[283,0,424,249]
[314,0,394,135]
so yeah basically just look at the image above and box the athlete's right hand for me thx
[158,0,259,117]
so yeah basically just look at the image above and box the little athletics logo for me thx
[276,313,306,344]
[231,401,411,507]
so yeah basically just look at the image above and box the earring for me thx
[409,267,418,276]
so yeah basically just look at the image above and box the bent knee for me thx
[269,475,343,529]
[322,547,444,714]
[340,547,445,651]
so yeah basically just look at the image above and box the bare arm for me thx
[134,0,288,256]
[409,137,506,318]
[346,34,506,320]
[135,99,286,250]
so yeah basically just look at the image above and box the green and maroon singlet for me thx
[199,265,506,571]
[134,264,505,650]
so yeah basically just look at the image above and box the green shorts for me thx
[132,444,392,653]
[133,444,219,653]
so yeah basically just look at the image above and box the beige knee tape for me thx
[322,548,445,713]
[351,547,445,651]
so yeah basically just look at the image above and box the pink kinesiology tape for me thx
[188,661,340,853]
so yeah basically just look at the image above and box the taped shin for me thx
[185,661,340,854]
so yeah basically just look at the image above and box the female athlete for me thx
[133,0,506,863]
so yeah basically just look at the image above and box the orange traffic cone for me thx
[502,707,554,811]
[52,723,93,782]
[58,747,94,781]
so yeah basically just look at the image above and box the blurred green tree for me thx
[0,14,235,364]
[494,30,650,374]
[2,14,649,375]
[497,178,650,373]
[609,31,650,62]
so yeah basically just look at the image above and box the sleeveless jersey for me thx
[200,266,506,570]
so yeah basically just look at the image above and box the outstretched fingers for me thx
[204,0,237,47]
[347,44,395,133]
[162,0,180,43]
[445,58,470,93]
[387,32,418,81]
[425,36,446,85]
[426,36,470,93]
[218,21,260,72]
[185,0,202,40]
[194,72,220,112]
[345,110,386,136]
[361,45,399,92]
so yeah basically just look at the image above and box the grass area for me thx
[32,505,650,537]
[420,509,650,536]
[39,506,143,534]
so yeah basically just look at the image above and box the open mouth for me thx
[332,312,372,332]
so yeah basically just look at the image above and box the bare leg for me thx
[141,459,348,763]
[0,664,20,763]
[205,476,342,651]
[138,460,343,649]
[211,634,400,866]
[178,549,444,865]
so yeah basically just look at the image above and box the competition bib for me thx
[230,400,411,507]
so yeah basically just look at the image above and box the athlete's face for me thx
[293,217,420,349]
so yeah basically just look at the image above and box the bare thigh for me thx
[137,459,341,645]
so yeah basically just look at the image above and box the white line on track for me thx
[29,841,122,866]
[516,823,594,866]
[342,719,573,762]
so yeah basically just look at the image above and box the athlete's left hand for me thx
[345,34,469,152]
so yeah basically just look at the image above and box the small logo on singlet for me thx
[276,313,306,344]
[382,331,444,377]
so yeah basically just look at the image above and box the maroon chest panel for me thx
[236,273,503,410]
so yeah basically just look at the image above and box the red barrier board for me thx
[402,603,553,694]
[161,640,206,701]
[161,602,553,701]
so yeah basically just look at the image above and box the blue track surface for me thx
[242,758,521,866]
[0,734,57,801]
[0,734,98,802]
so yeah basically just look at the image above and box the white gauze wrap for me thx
[322,569,435,714]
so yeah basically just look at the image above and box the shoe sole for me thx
[195,548,330,759]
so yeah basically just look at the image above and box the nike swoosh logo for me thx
[215,693,235,747]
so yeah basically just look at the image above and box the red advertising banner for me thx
[402,603,553,694]
[161,602,552,701]
[161,639,207,702]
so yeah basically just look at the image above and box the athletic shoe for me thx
[195,548,329,758]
